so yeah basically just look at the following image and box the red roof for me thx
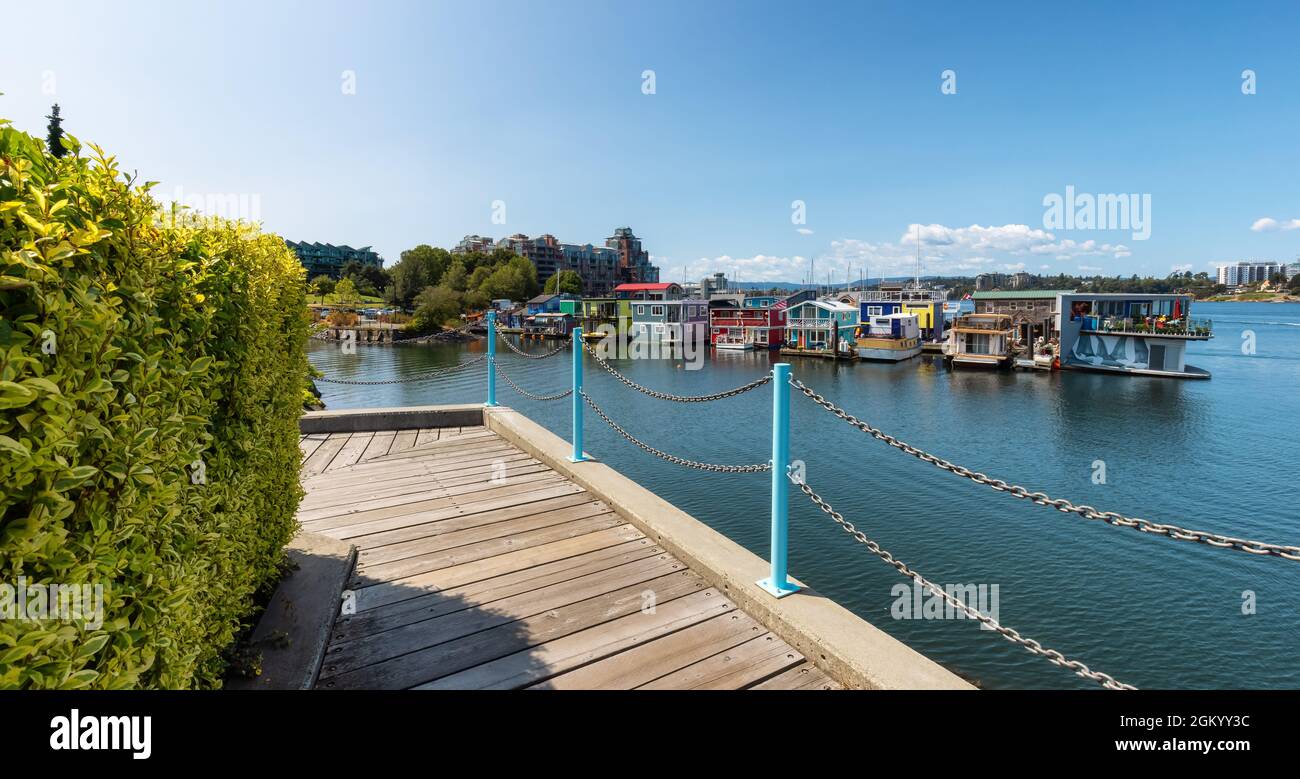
[614,282,678,292]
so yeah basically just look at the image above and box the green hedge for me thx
[0,119,307,688]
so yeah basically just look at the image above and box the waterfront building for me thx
[1216,260,1287,287]
[1054,293,1213,378]
[525,293,577,315]
[559,297,631,339]
[287,240,383,279]
[854,312,923,362]
[616,283,706,344]
[972,289,1074,344]
[709,296,789,350]
[975,272,1008,291]
[943,313,1017,369]
[781,299,858,358]
[472,228,655,295]
[606,227,659,285]
[453,235,495,254]
[560,243,620,295]
[852,287,948,344]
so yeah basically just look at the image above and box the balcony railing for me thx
[1080,316,1214,338]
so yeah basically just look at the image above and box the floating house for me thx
[521,312,572,339]
[1055,293,1213,378]
[850,288,948,346]
[781,300,858,359]
[972,290,1073,343]
[709,299,787,350]
[525,294,578,316]
[943,313,1017,369]
[615,283,707,345]
[559,297,630,339]
[854,312,922,362]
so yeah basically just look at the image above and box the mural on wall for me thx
[1068,334,1152,370]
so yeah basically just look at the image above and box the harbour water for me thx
[309,302,1300,689]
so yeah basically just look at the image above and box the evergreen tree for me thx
[45,104,67,158]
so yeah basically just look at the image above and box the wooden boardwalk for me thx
[297,425,840,690]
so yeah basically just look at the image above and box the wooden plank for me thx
[340,492,600,551]
[299,434,329,462]
[422,590,737,690]
[637,633,804,690]
[299,460,550,514]
[356,500,614,567]
[300,433,351,477]
[360,431,396,461]
[352,524,649,612]
[299,471,569,526]
[319,572,710,689]
[299,454,537,507]
[389,430,419,453]
[327,432,374,472]
[749,662,841,690]
[300,445,521,492]
[326,556,686,677]
[325,482,588,541]
[352,513,627,586]
[536,611,764,690]
[303,439,515,483]
[366,430,498,460]
[415,428,440,446]
[334,541,668,642]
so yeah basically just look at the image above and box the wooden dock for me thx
[297,424,840,690]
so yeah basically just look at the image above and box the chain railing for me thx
[581,338,772,402]
[498,334,569,359]
[791,377,1300,563]
[313,352,487,385]
[494,363,572,401]
[795,478,1136,690]
[579,389,770,473]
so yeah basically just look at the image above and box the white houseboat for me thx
[854,312,923,362]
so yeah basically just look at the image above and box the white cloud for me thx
[698,221,1138,284]
[795,228,814,235]
[1250,217,1300,232]
[1171,263,1193,273]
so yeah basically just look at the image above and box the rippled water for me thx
[309,302,1300,689]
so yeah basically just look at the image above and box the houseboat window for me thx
[967,333,992,355]
[636,305,645,315]
[868,306,883,316]
[652,305,664,317]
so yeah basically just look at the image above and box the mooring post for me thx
[758,362,800,598]
[485,311,498,407]
[569,326,587,462]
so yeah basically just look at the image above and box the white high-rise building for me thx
[1216,260,1286,287]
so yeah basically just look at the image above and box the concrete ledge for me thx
[300,403,485,434]
[226,531,356,690]
[485,405,974,691]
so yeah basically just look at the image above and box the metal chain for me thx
[791,378,1300,562]
[494,363,572,401]
[314,353,487,385]
[580,390,770,473]
[581,339,772,402]
[796,479,1136,690]
[498,334,569,359]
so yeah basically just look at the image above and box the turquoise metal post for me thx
[485,311,498,407]
[569,326,587,462]
[757,362,800,598]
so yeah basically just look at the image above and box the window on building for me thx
[868,306,883,316]
[651,305,664,317]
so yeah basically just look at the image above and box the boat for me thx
[943,313,1016,369]
[854,313,923,362]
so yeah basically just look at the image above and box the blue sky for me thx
[4,0,1300,283]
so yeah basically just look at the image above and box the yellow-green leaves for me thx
[0,117,306,689]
